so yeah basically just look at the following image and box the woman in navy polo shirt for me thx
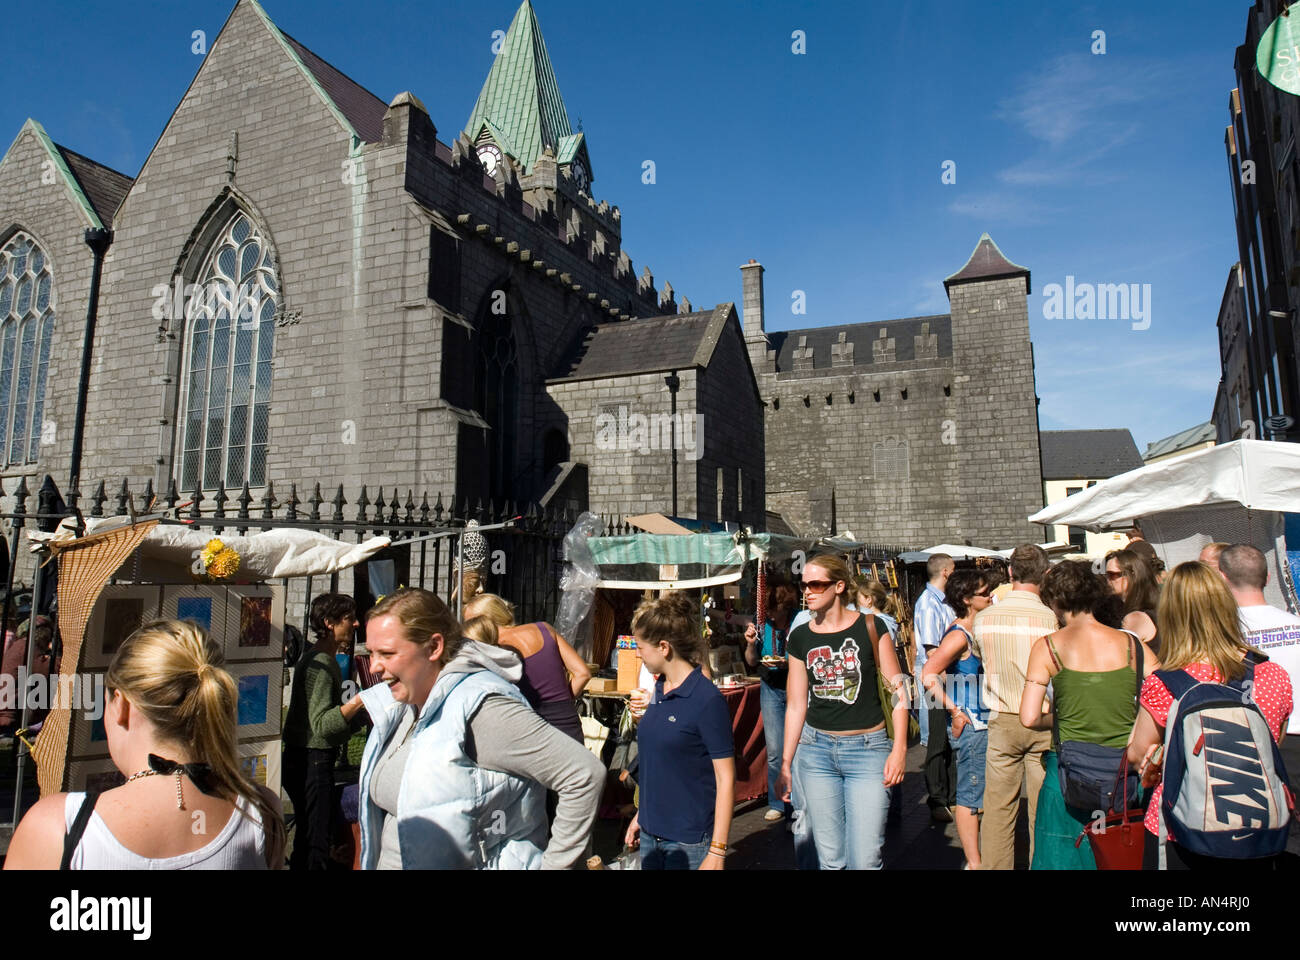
[624,592,736,870]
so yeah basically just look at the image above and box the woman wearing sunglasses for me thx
[1105,549,1160,655]
[922,569,992,869]
[777,554,909,869]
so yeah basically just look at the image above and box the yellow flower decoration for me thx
[206,548,240,580]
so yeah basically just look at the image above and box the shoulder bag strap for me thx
[1045,633,1062,671]
[61,791,100,871]
[1132,633,1144,704]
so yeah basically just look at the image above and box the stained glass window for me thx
[0,234,54,465]
[178,213,278,491]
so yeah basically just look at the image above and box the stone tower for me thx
[753,233,1044,547]
[944,233,1044,544]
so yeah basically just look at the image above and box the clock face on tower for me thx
[477,144,502,175]
[570,159,589,193]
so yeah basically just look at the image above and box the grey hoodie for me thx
[441,639,525,683]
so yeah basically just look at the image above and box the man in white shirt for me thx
[1220,545,1300,739]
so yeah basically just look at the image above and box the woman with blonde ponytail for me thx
[6,620,284,869]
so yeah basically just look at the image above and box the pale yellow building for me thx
[1040,430,1144,558]
[1142,422,1216,465]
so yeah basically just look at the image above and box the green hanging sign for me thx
[1259,10,1300,96]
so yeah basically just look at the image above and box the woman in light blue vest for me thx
[355,588,604,869]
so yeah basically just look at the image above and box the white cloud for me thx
[993,54,1195,188]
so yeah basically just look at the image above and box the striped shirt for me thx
[913,584,955,670]
[970,589,1057,715]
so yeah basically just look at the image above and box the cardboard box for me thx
[617,649,643,692]
[585,677,617,693]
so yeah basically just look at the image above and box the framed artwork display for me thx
[226,661,283,740]
[68,670,110,760]
[160,585,229,646]
[223,586,284,662]
[82,586,161,669]
[237,738,282,794]
[67,757,127,794]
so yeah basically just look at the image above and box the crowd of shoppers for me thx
[7,529,1296,873]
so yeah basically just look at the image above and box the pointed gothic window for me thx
[178,213,279,491]
[0,233,55,466]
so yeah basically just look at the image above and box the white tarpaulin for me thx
[899,544,1005,564]
[30,518,390,581]
[1027,440,1300,613]
[1029,440,1300,532]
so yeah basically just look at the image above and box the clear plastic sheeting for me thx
[553,512,604,656]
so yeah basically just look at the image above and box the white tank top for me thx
[62,791,268,870]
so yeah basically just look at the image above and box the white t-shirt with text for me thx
[1239,604,1300,734]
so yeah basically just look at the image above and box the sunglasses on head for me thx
[1106,571,1125,581]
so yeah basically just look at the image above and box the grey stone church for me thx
[0,0,1043,548]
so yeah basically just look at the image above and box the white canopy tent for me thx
[898,544,1006,564]
[1029,440,1300,611]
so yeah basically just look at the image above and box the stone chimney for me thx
[384,91,436,151]
[741,259,769,372]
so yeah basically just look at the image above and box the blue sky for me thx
[6,0,1252,451]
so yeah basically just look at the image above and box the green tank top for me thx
[1048,635,1138,749]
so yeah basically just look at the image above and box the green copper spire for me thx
[466,1,581,176]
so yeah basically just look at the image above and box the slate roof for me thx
[1040,429,1144,480]
[465,0,575,174]
[555,305,735,382]
[55,146,133,226]
[944,233,1031,294]
[281,32,388,143]
[768,315,952,373]
[1143,422,1216,461]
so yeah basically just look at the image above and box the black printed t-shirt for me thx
[786,613,886,732]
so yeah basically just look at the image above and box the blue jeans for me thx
[793,726,892,870]
[640,831,711,870]
[790,758,821,869]
[759,681,792,814]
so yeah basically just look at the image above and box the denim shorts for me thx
[640,831,712,870]
[950,723,988,810]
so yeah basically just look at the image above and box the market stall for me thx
[25,515,391,800]
[1029,439,1300,611]
[561,521,895,806]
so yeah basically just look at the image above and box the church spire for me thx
[466,0,588,183]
